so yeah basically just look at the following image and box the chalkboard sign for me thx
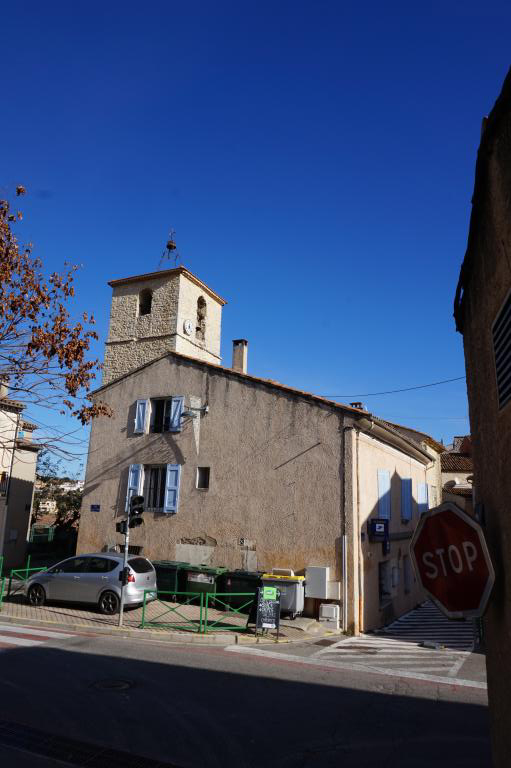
[247,586,280,632]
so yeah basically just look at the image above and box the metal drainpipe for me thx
[341,425,351,633]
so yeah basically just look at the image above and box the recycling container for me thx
[261,573,305,618]
[153,560,189,598]
[184,565,227,597]
[221,570,262,612]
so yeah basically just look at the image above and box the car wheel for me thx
[27,584,46,607]
[98,590,120,615]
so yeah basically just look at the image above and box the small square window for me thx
[196,467,210,490]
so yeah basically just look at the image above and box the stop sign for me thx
[410,502,495,619]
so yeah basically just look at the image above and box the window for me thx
[57,557,89,574]
[401,478,412,521]
[493,289,511,409]
[196,467,210,489]
[418,483,429,515]
[129,557,154,573]
[87,557,117,574]
[196,296,206,342]
[126,462,181,515]
[377,470,391,520]
[150,396,184,433]
[139,289,152,316]
[403,555,412,594]
[378,561,391,606]
[145,466,167,511]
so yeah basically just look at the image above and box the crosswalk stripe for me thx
[0,636,44,647]
[0,624,75,640]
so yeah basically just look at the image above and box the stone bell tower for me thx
[102,267,226,386]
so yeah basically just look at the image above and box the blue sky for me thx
[3,2,510,474]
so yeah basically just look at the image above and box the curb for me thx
[0,611,301,646]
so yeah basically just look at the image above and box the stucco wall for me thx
[79,354,346,580]
[458,79,511,767]
[3,447,37,568]
[357,432,429,631]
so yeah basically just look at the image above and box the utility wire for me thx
[321,375,466,398]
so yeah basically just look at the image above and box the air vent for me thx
[493,291,511,409]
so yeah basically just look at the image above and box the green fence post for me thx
[141,590,147,628]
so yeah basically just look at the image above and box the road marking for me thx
[225,646,487,689]
[0,624,75,640]
[0,623,78,649]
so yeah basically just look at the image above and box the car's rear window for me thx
[129,557,154,573]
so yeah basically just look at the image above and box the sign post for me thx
[410,502,495,619]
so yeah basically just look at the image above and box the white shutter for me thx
[377,470,391,520]
[134,399,149,434]
[163,464,181,514]
[125,463,144,512]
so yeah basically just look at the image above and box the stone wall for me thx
[102,272,223,385]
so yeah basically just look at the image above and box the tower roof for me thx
[107,266,227,305]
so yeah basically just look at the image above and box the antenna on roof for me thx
[159,229,180,269]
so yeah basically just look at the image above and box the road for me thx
[0,620,490,767]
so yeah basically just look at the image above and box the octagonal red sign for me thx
[410,502,495,619]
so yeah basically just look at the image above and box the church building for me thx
[78,266,442,632]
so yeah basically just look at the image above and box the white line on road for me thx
[0,624,75,640]
[224,646,487,689]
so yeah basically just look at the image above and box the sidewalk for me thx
[0,594,336,645]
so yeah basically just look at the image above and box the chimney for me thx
[0,377,8,399]
[232,339,248,374]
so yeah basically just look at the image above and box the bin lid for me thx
[262,573,305,582]
[186,565,228,575]
[153,561,190,569]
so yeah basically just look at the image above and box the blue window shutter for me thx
[169,396,184,433]
[377,470,391,520]
[134,399,149,434]
[164,464,181,514]
[126,464,143,512]
[401,478,412,520]
[418,482,428,515]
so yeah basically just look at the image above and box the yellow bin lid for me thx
[262,573,305,581]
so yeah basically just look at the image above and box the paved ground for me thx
[0,625,490,767]
[0,622,88,651]
[377,601,477,650]
[226,601,486,689]
[0,592,324,643]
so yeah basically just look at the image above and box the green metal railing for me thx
[140,590,257,634]
[8,555,47,597]
[204,592,255,632]
[0,577,6,610]
[141,591,205,633]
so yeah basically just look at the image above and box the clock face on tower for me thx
[183,319,193,336]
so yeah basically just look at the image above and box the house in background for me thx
[0,380,39,569]
[78,267,442,633]
[441,435,474,514]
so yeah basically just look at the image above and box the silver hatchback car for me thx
[24,553,157,615]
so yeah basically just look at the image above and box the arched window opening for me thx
[196,296,206,342]
[139,289,152,316]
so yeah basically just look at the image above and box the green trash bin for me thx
[184,565,227,598]
[221,570,262,612]
[153,561,190,599]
